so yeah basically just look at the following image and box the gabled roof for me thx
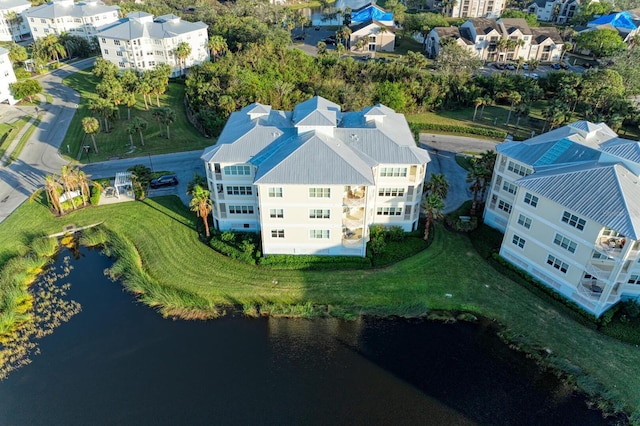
[349,19,395,33]
[588,11,638,31]
[498,136,602,167]
[530,26,563,44]
[466,17,501,35]
[24,0,118,19]
[253,131,375,185]
[527,0,551,8]
[600,138,640,164]
[293,96,341,124]
[500,18,532,35]
[97,12,207,40]
[518,162,640,239]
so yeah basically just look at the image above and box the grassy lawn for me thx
[0,117,30,160]
[62,69,212,163]
[1,196,640,415]
[6,115,41,165]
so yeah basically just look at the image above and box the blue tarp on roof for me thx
[351,5,393,24]
[588,11,637,30]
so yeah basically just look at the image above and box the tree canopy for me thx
[576,28,626,57]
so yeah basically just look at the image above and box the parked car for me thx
[493,63,504,70]
[505,63,516,71]
[552,63,561,70]
[559,63,569,69]
[322,38,336,45]
[293,35,305,41]
[150,175,178,188]
[582,62,593,68]
[522,63,529,70]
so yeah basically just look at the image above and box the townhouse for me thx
[23,0,119,41]
[0,0,31,41]
[349,19,396,52]
[526,0,581,24]
[484,121,640,316]
[443,0,506,18]
[96,12,209,77]
[425,17,564,62]
[200,96,430,257]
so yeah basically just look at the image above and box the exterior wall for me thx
[528,2,554,21]
[350,24,395,52]
[97,28,209,76]
[26,5,120,41]
[448,0,505,18]
[0,1,31,41]
[0,50,17,104]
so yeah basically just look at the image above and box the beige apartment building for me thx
[201,97,430,257]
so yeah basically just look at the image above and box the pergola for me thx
[113,172,133,199]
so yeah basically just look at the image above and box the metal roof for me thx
[24,0,118,19]
[201,96,430,184]
[0,0,31,11]
[518,162,640,239]
[600,138,640,164]
[97,13,207,40]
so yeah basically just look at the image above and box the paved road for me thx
[0,58,95,223]
[420,134,500,214]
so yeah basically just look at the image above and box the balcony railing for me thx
[577,280,604,301]
[342,227,363,246]
[595,237,626,258]
[342,207,364,228]
[585,262,612,281]
[343,196,365,207]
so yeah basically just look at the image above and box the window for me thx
[562,211,586,231]
[309,209,330,219]
[376,207,402,216]
[512,234,526,249]
[226,186,253,196]
[118,62,125,68]
[228,205,254,214]
[103,49,109,54]
[498,200,512,214]
[523,192,538,207]
[269,209,283,218]
[553,233,577,254]
[309,230,330,239]
[114,39,121,45]
[592,251,610,260]
[309,188,330,198]
[380,167,407,177]
[268,187,282,198]
[101,37,106,43]
[517,214,531,229]
[507,161,532,177]
[117,51,123,56]
[271,229,285,238]
[628,275,640,285]
[224,165,251,176]
[547,254,569,273]
[378,188,405,197]
[502,181,517,194]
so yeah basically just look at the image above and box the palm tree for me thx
[473,97,486,122]
[424,173,449,199]
[30,174,64,215]
[478,150,496,203]
[126,122,137,149]
[504,91,522,126]
[173,41,192,77]
[33,34,67,64]
[479,95,492,120]
[159,107,176,139]
[207,35,228,61]
[422,193,444,240]
[81,116,100,154]
[466,160,488,214]
[131,117,148,146]
[514,102,531,130]
[152,107,165,137]
[136,79,153,110]
[122,92,136,121]
[60,164,79,210]
[88,98,115,133]
[189,185,213,237]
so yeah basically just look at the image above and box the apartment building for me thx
[0,0,31,41]
[426,17,564,62]
[23,0,119,41]
[96,12,209,77]
[0,46,17,104]
[445,0,506,18]
[200,96,430,257]
[483,121,640,316]
[527,0,581,24]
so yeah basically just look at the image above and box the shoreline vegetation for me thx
[0,196,639,422]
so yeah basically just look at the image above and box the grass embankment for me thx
[61,69,211,163]
[0,117,30,161]
[6,115,41,165]
[1,196,640,417]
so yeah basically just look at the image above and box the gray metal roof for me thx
[518,162,640,239]
[201,96,430,185]
[24,0,119,19]
[600,138,640,164]
[0,0,31,11]
[253,131,375,185]
[97,12,206,40]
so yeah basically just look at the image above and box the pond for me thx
[0,248,612,425]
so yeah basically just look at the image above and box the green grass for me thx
[0,117,30,162]
[6,115,41,165]
[62,69,212,163]
[1,196,640,415]
[455,154,475,171]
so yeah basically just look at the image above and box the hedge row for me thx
[209,238,256,265]
[410,122,507,139]
[258,254,371,270]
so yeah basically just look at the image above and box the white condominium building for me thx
[0,46,17,104]
[201,96,431,257]
[484,121,640,317]
[96,12,209,77]
[0,0,31,41]
[24,0,119,41]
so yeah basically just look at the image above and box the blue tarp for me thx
[351,5,393,24]
[588,11,637,30]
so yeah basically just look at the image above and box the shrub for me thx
[387,226,405,242]
[221,231,235,243]
[622,300,640,318]
[368,224,386,255]
[89,185,101,205]
[208,230,260,265]
[258,254,371,270]
[409,122,507,139]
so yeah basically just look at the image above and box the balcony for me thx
[343,186,366,207]
[577,279,605,301]
[342,227,363,246]
[595,236,626,258]
[343,207,364,228]
[584,262,612,281]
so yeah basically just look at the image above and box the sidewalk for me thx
[0,112,39,165]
